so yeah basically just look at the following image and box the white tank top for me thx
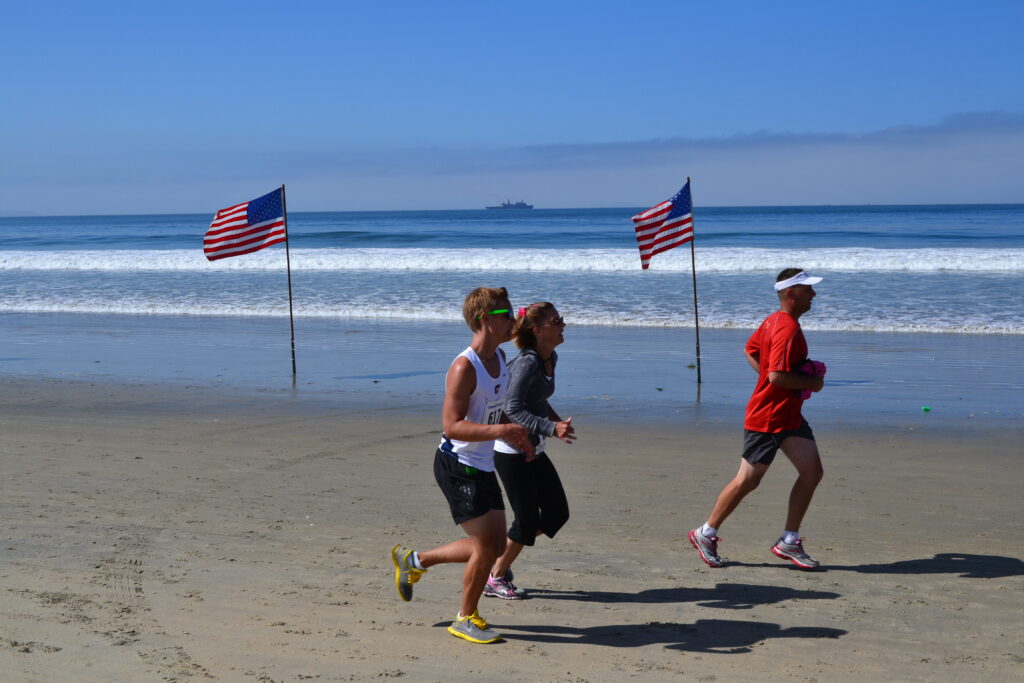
[439,346,508,471]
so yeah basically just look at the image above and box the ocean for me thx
[2,204,1023,426]
[2,204,1023,334]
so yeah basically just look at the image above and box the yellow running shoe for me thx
[447,610,502,643]
[391,545,426,601]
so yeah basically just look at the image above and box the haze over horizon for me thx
[3,2,1023,216]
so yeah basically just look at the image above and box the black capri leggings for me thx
[493,451,569,546]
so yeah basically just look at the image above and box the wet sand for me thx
[1,377,1021,681]
[3,313,1023,429]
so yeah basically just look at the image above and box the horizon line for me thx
[4,200,1024,220]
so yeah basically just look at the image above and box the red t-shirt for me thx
[743,310,808,433]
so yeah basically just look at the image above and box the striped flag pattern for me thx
[204,188,287,261]
[632,181,694,270]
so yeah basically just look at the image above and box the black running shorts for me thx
[741,420,815,466]
[433,449,505,525]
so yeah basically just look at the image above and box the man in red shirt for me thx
[689,268,827,570]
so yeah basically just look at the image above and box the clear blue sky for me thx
[3,1,1023,214]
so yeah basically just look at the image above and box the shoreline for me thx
[1,311,1021,430]
[2,370,1021,439]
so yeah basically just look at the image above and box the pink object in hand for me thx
[797,360,827,400]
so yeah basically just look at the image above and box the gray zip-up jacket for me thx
[503,347,557,441]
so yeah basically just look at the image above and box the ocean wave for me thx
[1,300,1019,334]
[1,247,1023,273]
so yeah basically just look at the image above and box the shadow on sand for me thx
[833,553,1024,578]
[736,553,1024,579]
[527,583,838,610]
[450,619,846,653]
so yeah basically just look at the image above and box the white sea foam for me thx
[1,300,1020,334]
[2,247,1023,273]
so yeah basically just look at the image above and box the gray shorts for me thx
[741,421,815,466]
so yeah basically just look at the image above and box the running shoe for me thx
[483,572,526,600]
[770,537,820,569]
[391,544,426,601]
[688,528,724,568]
[447,610,502,644]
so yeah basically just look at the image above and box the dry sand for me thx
[1,377,1022,681]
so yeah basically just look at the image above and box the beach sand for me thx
[1,376,1022,681]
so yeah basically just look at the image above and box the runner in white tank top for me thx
[390,287,534,645]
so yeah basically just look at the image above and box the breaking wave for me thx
[1,247,1022,273]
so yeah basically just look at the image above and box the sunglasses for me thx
[541,316,565,326]
[477,308,515,320]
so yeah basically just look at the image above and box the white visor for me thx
[774,271,823,291]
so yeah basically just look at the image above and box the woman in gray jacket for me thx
[484,302,577,600]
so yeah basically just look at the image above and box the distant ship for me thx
[486,200,534,210]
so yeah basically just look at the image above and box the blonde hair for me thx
[462,286,509,331]
[511,302,555,349]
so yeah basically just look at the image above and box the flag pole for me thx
[281,184,297,378]
[688,177,702,387]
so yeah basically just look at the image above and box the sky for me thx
[3,1,1023,215]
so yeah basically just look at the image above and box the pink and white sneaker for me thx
[771,537,820,569]
[688,528,724,568]
[482,572,527,600]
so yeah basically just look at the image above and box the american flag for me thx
[204,188,287,261]
[632,181,694,270]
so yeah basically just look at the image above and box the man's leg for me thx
[769,436,824,569]
[413,509,507,644]
[417,538,473,566]
[707,458,770,529]
[778,436,823,532]
[454,509,506,618]
[689,458,769,567]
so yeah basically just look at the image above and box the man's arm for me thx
[745,351,760,373]
[764,321,823,392]
[768,371,824,392]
